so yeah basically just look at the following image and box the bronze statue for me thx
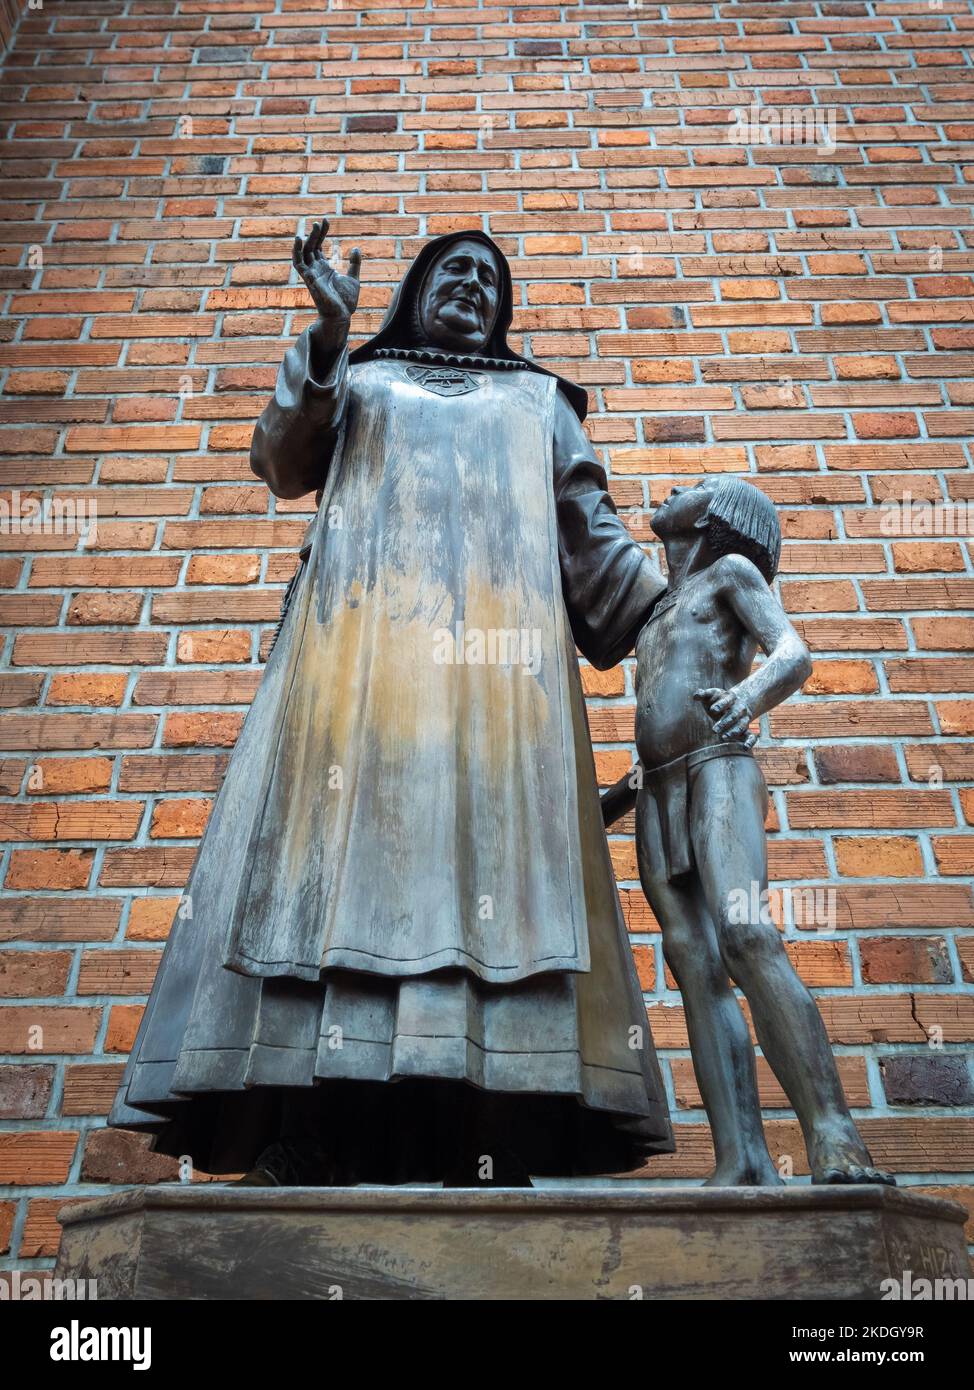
[602,477,894,1187]
[110,224,675,1185]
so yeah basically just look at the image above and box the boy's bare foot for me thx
[817,1165,896,1186]
[808,1121,896,1187]
[705,1156,784,1187]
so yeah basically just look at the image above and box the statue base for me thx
[57,1184,968,1301]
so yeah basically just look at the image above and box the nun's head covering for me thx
[348,230,589,421]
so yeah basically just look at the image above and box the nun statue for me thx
[110,224,674,1186]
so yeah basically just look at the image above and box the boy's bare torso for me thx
[634,560,758,767]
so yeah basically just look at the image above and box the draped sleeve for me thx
[554,390,666,670]
[250,323,350,499]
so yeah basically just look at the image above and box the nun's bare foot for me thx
[231,1140,340,1186]
[808,1121,896,1186]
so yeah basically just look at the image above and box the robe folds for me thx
[110,327,674,1178]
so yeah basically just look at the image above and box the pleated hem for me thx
[112,1076,672,1181]
[111,965,674,1179]
[166,1039,652,1117]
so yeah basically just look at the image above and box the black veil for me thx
[348,230,589,421]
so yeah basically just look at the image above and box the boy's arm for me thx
[696,554,813,742]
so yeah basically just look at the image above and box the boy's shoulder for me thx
[708,551,769,592]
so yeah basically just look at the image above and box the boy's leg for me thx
[690,756,893,1185]
[635,791,779,1185]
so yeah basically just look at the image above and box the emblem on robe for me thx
[405,363,486,396]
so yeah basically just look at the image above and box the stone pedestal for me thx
[57,1184,969,1301]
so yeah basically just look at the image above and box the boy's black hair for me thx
[705,477,781,582]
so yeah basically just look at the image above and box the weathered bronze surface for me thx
[602,478,894,1188]
[57,1185,968,1300]
[110,225,674,1181]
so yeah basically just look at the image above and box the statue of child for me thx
[620,476,893,1187]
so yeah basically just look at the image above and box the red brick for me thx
[80,1127,179,1185]
[5,849,94,891]
[860,936,952,986]
[937,702,974,736]
[0,1132,78,1186]
[0,951,72,999]
[0,1064,54,1119]
[25,758,113,795]
[20,1198,87,1257]
[126,897,179,941]
[163,712,244,747]
[835,837,924,878]
[813,745,900,785]
[0,1202,13,1255]
[788,791,954,830]
[0,1007,100,1055]
[931,838,973,878]
[804,660,878,695]
[76,949,159,996]
[62,1064,126,1117]
[46,675,128,707]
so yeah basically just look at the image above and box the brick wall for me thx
[1,0,972,1272]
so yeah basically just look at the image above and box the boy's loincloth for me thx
[639,742,756,882]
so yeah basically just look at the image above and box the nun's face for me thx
[416,239,501,353]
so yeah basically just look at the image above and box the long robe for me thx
[110,328,674,1178]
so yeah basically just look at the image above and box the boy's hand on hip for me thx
[695,687,754,743]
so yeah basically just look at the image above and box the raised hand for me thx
[292,216,362,352]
